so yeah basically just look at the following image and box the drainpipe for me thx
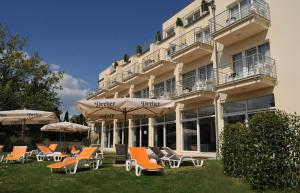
[209,0,221,158]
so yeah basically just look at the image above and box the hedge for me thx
[221,111,300,191]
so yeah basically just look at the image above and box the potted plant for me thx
[113,61,118,68]
[155,31,162,43]
[201,0,209,14]
[136,45,142,56]
[176,18,184,27]
[123,54,129,63]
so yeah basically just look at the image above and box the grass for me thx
[0,154,297,193]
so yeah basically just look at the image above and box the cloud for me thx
[49,63,61,71]
[55,66,90,116]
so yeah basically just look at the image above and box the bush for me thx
[176,18,183,27]
[81,137,91,147]
[221,111,300,191]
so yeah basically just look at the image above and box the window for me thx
[133,119,148,147]
[223,94,275,124]
[154,112,176,149]
[228,0,251,24]
[231,42,270,77]
[182,106,216,152]
[154,78,175,99]
[134,87,149,98]
[116,121,128,145]
[195,28,210,43]
[104,123,114,148]
[185,8,202,26]
[165,26,175,38]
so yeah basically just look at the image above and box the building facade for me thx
[88,0,300,157]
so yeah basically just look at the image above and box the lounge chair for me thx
[47,147,103,174]
[114,144,128,163]
[4,146,27,163]
[69,145,80,157]
[163,147,205,168]
[149,146,169,165]
[36,145,67,161]
[48,144,58,152]
[126,147,163,176]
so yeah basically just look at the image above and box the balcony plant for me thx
[155,31,162,43]
[123,54,129,63]
[136,45,142,56]
[176,18,184,27]
[201,0,209,14]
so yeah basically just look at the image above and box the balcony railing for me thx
[210,0,270,34]
[98,80,108,91]
[169,27,213,55]
[107,74,122,89]
[183,7,210,27]
[141,48,169,72]
[218,54,276,85]
[122,63,141,81]
[176,75,215,97]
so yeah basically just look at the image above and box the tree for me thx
[64,111,69,122]
[201,0,209,13]
[70,114,87,126]
[135,45,142,55]
[0,23,63,111]
[123,54,129,63]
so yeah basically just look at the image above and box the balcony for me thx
[169,27,213,63]
[209,0,270,45]
[141,48,175,75]
[217,54,276,94]
[107,73,123,89]
[122,63,145,86]
[174,76,215,103]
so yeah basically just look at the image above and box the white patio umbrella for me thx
[76,98,175,123]
[40,122,89,133]
[77,98,175,145]
[0,109,58,141]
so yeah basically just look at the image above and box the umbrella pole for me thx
[123,110,127,145]
[22,119,25,143]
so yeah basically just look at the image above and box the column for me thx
[148,75,155,146]
[101,121,105,148]
[176,103,184,153]
[128,84,135,146]
[113,92,119,148]
[174,63,183,96]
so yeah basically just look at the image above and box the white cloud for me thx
[55,66,90,116]
[49,63,61,71]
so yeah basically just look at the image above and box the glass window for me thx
[182,108,198,119]
[166,27,175,37]
[224,114,246,124]
[133,126,140,147]
[223,101,246,113]
[166,123,176,150]
[141,126,148,147]
[155,116,164,123]
[198,106,215,117]
[154,125,164,148]
[183,121,197,151]
[247,94,275,111]
[182,70,196,92]
[199,117,216,152]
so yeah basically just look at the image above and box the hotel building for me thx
[87,0,300,157]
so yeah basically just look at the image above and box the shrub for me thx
[221,110,300,191]
[123,54,129,63]
[155,31,162,42]
[176,18,183,27]
[81,137,91,147]
[136,45,142,55]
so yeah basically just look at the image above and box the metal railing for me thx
[209,0,270,34]
[175,75,215,97]
[183,7,209,27]
[107,73,122,89]
[169,27,213,55]
[98,80,108,91]
[122,63,141,81]
[141,48,169,72]
[217,54,276,85]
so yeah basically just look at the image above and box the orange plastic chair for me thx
[70,145,80,155]
[36,145,67,161]
[126,147,163,176]
[47,147,103,174]
[4,146,27,163]
[48,144,58,152]
[0,145,4,153]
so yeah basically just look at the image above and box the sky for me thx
[0,0,192,115]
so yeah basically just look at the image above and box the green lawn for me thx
[0,154,297,193]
